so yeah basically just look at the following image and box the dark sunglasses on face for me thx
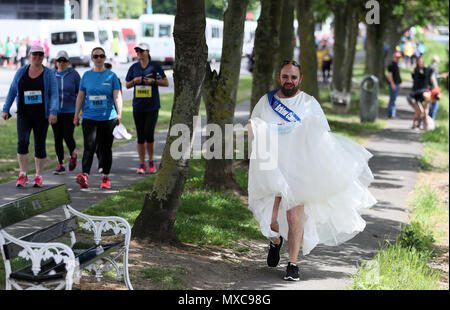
[134,49,144,53]
[92,54,106,59]
[31,52,44,57]
[56,58,68,63]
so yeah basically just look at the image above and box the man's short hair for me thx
[280,60,302,76]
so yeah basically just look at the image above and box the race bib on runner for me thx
[135,85,152,98]
[24,90,43,104]
[89,95,107,109]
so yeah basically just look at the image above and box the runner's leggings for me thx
[51,113,76,164]
[133,110,159,144]
[17,114,49,158]
[81,118,117,175]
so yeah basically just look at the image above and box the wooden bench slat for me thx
[0,185,71,228]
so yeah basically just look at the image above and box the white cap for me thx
[135,42,150,51]
[29,45,44,53]
[56,50,70,60]
[113,123,132,140]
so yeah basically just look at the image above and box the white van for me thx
[137,14,175,66]
[96,20,130,63]
[205,17,223,63]
[48,20,100,67]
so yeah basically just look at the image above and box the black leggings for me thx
[133,110,159,144]
[51,113,76,164]
[81,118,117,175]
[17,114,49,158]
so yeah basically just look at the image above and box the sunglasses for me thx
[31,52,44,57]
[282,60,300,67]
[92,54,106,59]
[134,49,145,53]
[56,58,68,63]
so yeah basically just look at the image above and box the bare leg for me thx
[17,153,28,174]
[137,143,146,164]
[146,142,155,161]
[271,196,282,244]
[35,157,45,176]
[287,204,305,264]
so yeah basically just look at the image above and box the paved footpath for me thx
[1,86,423,290]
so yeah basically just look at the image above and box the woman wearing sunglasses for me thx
[2,45,59,188]
[73,47,122,189]
[51,50,80,175]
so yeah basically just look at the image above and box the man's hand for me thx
[133,76,143,85]
[391,83,396,91]
[48,114,57,125]
[143,77,155,85]
[1,112,9,120]
[115,114,122,124]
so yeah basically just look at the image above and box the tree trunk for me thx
[273,0,295,86]
[365,22,387,86]
[202,0,249,194]
[329,0,362,111]
[131,0,208,244]
[250,0,284,114]
[297,0,319,100]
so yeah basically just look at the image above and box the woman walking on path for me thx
[125,42,168,174]
[407,56,432,130]
[73,47,123,189]
[1,45,58,187]
[52,50,80,175]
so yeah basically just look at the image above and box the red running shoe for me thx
[101,176,111,189]
[33,175,43,188]
[137,163,146,174]
[16,173,28,187]
[148,160,157,174]
[76,173,89,189]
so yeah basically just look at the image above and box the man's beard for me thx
[280,83,299,97]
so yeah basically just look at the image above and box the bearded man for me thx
[247,60,376,281]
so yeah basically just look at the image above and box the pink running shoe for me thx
[33,175,43,188]
[148,160,157,174]
[100,176,111,189]
[137,163,146,174]
[69,153,77,171]
[16,173,28,187]
[76,173,89,189]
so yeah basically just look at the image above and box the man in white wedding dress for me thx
[248,60,376,281]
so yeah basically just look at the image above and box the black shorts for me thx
[133,110,159,144]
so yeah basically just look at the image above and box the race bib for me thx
[24,90,43,104]
[135,85,152,98]
[89,95,107,109]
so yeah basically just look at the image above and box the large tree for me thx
[131,0,208,243]
[202,0,249,193]
[250,0,285,114]
[297,0,319,100]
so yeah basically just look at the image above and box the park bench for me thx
[0,184,133,290]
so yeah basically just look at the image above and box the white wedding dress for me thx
[248,91,377,256]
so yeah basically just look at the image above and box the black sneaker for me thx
[267,236,283,267]
[283,262,300,281]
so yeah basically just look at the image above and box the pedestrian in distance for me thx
[125,42,169,174]
[247,60,376,281]
[2,45,59,188]
[407,56,432,130]
[73,47,123,189]
[51,50,80,175]
[386,52,403,119]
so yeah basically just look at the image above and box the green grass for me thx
[349,242,440,290]
[140,266,189,290]
[83,158,263,246]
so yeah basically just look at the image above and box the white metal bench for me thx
[0,184,133,290]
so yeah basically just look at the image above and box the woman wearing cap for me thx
[73,47,122,189]
[125,42,168,174]
[1,45,58,187]
[52,50,80,175]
